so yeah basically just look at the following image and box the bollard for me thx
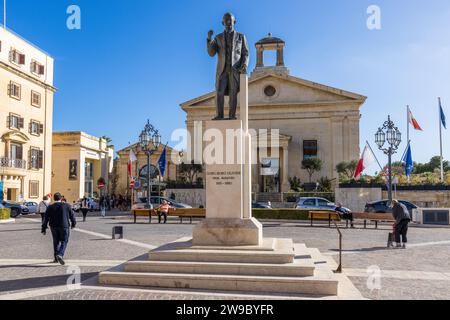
[112,226,124,239]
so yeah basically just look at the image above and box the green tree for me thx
[414,156,450,174]
[336,160,358,182]
[318,177,334,192]
[179,161,203,185]
[288,176,302,192]
[302,158,323,183]
[101,136,113,147]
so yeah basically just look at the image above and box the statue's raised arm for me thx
[207,30,217,57]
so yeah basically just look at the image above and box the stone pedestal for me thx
[193,218,262,246]
[193,119,262,246]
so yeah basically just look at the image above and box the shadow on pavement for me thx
[0,228,40,233]
[329,247,388,253]
[0,272,98,293]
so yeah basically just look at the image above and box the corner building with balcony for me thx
[0,28,55,201]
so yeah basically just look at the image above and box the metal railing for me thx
[333,221,343,273]
[0,158,27,169]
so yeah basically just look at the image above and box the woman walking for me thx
[80,197,90,222]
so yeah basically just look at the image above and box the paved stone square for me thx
[1,212,449,300]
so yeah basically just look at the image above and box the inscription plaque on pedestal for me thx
[205,120,243,220]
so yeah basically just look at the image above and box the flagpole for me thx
[407,105,410,149]
[439,97,444,183]
[366,141,384,171]
[406,105,411,184]
[3,0,6,29]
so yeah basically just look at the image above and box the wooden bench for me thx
[352,213,396,229]
[308,211,341,228]
[132,209,155,223]
[131,208,206,224]
[175,208,206,224]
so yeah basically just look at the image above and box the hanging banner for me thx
[0,181,3,202]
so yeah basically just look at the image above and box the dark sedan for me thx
[252,202,272,209]
[364,200,418,215]
[1,201,30,218]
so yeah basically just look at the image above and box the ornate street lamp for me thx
[139,120,161,209]
[375,116,402,203]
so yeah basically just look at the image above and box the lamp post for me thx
[375,116,402,204]
[139,120,161,209]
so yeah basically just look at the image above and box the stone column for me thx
[256,47,264,67]
[282,146,290,192]
[331,117,344,181]
[276,47,285,67]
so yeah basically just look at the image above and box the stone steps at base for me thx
[98,271,338,296]
[124,260,315,277]
[149,249,295,264]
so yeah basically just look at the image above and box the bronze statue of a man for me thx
[207,13,249,121]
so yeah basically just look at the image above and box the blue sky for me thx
[4,0,450,171]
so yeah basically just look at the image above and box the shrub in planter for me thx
[0,208,11,220]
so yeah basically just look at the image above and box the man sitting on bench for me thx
[335,203,354,228]
[156,200,173,224]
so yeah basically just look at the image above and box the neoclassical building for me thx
[181,34,366,193]
[113,143,179,198]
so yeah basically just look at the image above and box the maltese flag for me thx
[354,143,376,179]
[128,149,137,177]
[408,107,423,131]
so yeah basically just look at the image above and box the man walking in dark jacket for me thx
[42,193,77,265]
[392,200,411,249]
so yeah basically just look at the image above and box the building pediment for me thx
[181,72,366,111]
[1,130,30,144]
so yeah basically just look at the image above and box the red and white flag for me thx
[408,107,423,131]
[354,143,376,179]
[128,149,137,177]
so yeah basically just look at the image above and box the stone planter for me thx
[303,183,318,192]
[0,208,11,220]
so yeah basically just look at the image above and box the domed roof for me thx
[256,33,285,46]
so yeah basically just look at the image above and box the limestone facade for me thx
[181,35,366,193]
[51,132,114,203]
[0,28,55,201]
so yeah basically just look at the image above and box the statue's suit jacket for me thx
[207,31,250,94]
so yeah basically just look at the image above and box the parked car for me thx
[21,202,39,214]
[364,200,418,215]
[252,202,272,209]
[295,197,349,211]
[1,201,30,218]
[88,198,100,211]
[132,197,192,211]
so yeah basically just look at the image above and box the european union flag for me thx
[158,146,167,177]
[403,144,414,177]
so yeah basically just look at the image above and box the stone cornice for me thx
[0,61,57,92]
[183,99,364,112]
[180,71,367,110]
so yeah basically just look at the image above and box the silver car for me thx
[22,202,39,214]
[295,197,339,211]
